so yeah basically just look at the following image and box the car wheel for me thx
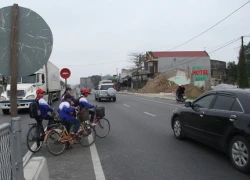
[98,98,101,102]
[2,109,9,115]
[229,136,250,173]
[173,117,184,140]
[113,97,116,102]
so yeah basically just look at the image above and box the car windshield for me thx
[22,74,37,83]
[100,85,114,90]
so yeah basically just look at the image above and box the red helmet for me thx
[36,88,45,94]
[81,88,91,94]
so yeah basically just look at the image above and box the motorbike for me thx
[176,94,186,103]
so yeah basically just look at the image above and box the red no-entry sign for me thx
[60,68,71,79]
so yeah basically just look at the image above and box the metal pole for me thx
[11,117,24,180]
[65,78,67,88]
[10,4,19,117]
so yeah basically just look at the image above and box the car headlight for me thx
[26,95,35,99]
[0,96,6,100]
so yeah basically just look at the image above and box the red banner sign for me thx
[192,69,209,76]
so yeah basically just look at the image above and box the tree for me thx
[244,41,250,76]
[128,53,145,73]
[227,61,237,85]
[237,42,249,88]
[90,75,101,88]
[245,41,250,61]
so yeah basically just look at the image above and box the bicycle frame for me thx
[44,124,68,143]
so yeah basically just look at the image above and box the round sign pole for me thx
[60,68,71,89]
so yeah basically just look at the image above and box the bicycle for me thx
[88,106,110,138]
[45,118,96,155]
[26,111,61,153]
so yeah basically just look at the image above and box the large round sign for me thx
[60,68,71,79]
[0,6,53,77]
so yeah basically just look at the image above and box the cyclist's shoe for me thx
[91,122,97,126]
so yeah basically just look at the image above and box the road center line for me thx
[144,112,156,117]
[123,104,130,107]
[88,135,106,180]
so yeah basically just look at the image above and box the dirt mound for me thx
[139,74,176,93]
[185,84,203,98]
[138,74,203,98]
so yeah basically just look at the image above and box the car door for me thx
[201,94,244,149]
[184,93,216,141]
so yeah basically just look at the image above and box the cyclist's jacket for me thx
[79,96,94,109]
[36,98,53,119]
[58,101,76,121]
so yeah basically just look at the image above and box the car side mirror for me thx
[185,101,192,107]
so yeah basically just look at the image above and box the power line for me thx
[209,37,242,51]
[167,0,250,51]
[58,34,250,68]
[209,38,241,54]
[163,37,241,73]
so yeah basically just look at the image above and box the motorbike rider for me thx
[176,84,185,100]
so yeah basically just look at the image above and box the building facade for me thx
[144,51,211,88]
[210,59,228,86]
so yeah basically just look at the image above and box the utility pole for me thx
[10,4,19,117]
[241,36,244,48]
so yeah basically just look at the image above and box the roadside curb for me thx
[24,156,49,180]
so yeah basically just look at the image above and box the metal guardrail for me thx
[0,123,12,180]
[0,118,24,180]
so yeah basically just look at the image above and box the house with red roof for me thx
[144,51,211,88]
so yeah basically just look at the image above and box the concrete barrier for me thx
[24,157,49,180]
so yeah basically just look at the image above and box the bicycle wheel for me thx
[46,129,66,156]
[78,124,96,147]
[95,118,110,138]
[26,125,43,153]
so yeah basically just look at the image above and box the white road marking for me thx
[120,94,181,107]
[88,135,106,180]
[144,112,156,117]
[23,126,47,166]
[123,104,130,107]
[23,143,36,166]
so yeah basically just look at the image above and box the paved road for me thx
[0,93,249,180]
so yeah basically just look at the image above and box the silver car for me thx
[95,83,116,102]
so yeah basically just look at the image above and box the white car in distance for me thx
[95,81,116,102]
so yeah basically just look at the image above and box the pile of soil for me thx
[138,74,203,98]
[184,84,203,98]
[139,74,176,93]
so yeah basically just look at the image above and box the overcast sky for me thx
[1,0,250,84]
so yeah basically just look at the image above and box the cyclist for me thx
[61,87,76,105]
[58,94,80,149]
[58,94,80,134]
[79,88,96,125]
[176,84,185,100]
[36,88,54,128]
